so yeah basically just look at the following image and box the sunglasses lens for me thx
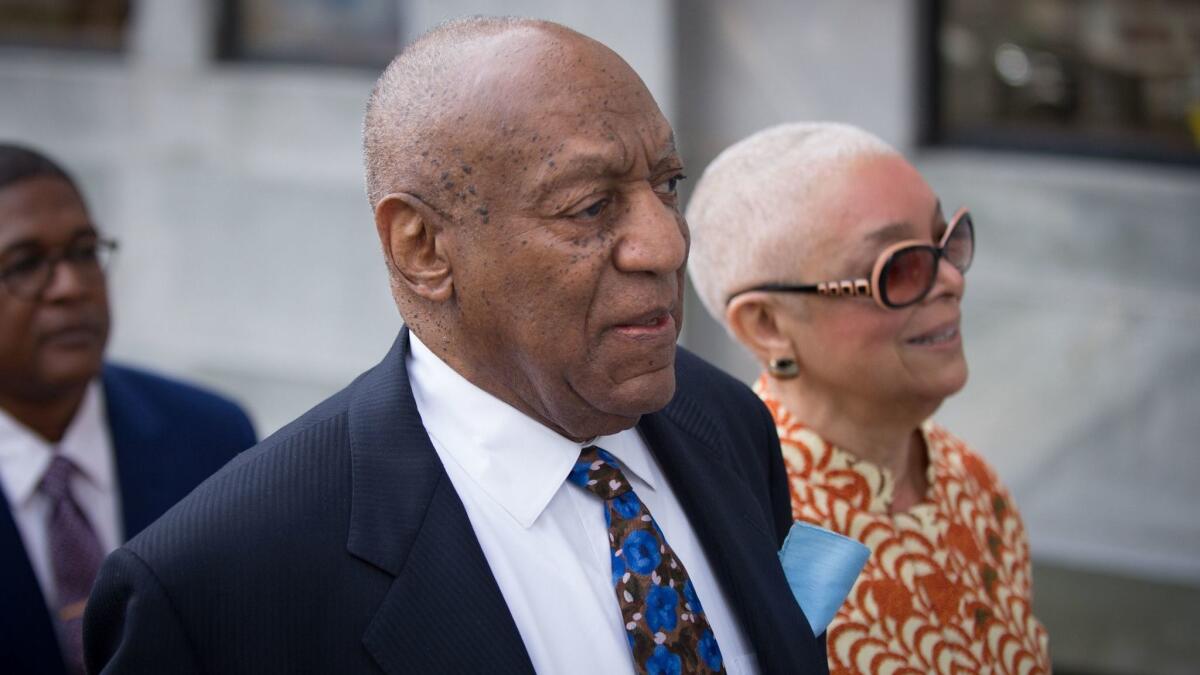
[944,212,975,272]
[881,247,936,307]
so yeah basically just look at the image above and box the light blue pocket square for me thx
[778,521,870,636]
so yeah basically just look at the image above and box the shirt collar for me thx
[592,427,658,493]
[408,333,656,529]
[0,381,111,506]
[59,382,113,490]
[754,373,940,513]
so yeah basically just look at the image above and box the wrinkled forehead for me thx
[454,29,675,195]
[469,29,667,135]
[475,27,648,99]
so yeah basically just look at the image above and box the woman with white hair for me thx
[686,122,1049,674]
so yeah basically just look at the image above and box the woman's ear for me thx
[725,294,800,373]
[374,193,454,302]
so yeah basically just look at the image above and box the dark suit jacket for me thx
[0,364,255,675]
[85,331,828,674]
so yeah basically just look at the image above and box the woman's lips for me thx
[905,323,960,348]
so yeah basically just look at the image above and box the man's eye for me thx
[66,242,100,263]
[655,173,687,195]
[574,198,610,219]
[1,255,45,279]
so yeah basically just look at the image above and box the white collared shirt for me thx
[408,334,758,674]
[0,382,122,607]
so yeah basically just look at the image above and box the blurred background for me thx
[1,1,1197,672]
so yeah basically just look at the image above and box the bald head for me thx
[365,16,515,209]
[685,122,899,326]
[362,17,639,213]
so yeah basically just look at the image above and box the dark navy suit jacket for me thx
[0,364,255,675]
[84,331,828,674]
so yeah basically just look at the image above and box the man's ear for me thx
[374,193,453,302]
[725,294,798,369]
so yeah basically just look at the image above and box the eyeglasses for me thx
[0,234,118,300]
[727,208,974,309]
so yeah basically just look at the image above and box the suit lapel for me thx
[347,330,535,675]
[102,367,170,538]
[639,397,821,672]
[0,494,67,675]
[637,405,775,591]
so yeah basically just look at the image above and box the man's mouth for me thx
[41,324,103,348]
[613,310,675,337]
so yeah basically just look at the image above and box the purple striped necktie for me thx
[39,454,104,675]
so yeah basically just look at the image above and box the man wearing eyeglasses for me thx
[0,144,257,675]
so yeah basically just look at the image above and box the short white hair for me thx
[685,122,899,326]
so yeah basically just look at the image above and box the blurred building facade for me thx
[1,1,1197,673]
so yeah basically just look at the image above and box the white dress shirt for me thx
[407,334,759,674]
[0,382,123,607]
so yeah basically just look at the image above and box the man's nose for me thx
[40,257,95,302]
[613,187,688,275]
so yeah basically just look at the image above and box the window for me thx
[0,0,131,51]
[218,0,400,68]
[924,0,1200,164]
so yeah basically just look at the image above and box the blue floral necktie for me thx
[569,446,726,675]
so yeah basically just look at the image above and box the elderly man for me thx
[83,17,825,675]
[0,144,257,675]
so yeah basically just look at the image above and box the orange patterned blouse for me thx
[756,377,1050,674]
